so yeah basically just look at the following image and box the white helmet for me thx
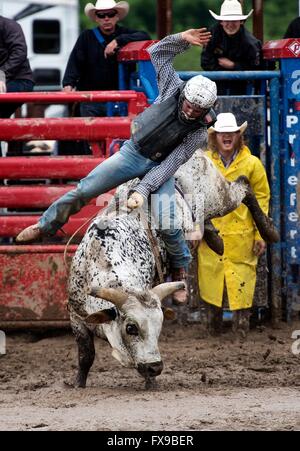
[183,75,217,109]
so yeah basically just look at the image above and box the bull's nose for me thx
[137,361,164,377]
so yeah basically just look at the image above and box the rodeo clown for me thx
[16,27,217,305]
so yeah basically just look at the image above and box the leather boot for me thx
[232,309,250,338]
[171,268,187,305]
[206,304,223,335]
[16,223,42,243]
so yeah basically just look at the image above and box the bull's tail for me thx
[237,176,280,243]
[203,219,224,255]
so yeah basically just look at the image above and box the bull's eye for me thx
[126,324,139,336]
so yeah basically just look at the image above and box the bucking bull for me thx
[68,150,279,388]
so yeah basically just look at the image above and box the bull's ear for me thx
[150,282,185,303]
[90,287,128,310]
[85,308,117,324]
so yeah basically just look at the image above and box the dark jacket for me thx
[201,24,262,72]
[62,25,150,90]
[0,16,33,83]
[284,17,300,38]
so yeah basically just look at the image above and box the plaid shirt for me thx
[134,33,208,199]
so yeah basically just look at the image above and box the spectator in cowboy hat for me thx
[201,0,263,95]
[59,0,150,155]
[198,112,270,337]
[62,0,150,118]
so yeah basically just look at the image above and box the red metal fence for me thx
[0,90,147,328]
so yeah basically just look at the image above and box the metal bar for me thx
[0,90,147,117]
[140,75,158,104]
[0,90,143,103]
[0,186,114,209]
[0,185,77,208]
[0,321,70,330]
[0,245,78,254]
[269,76,282,326]
[0,156,102,179]
[0,117,131,141]
[178,71,281,80]
[0,215,97,237]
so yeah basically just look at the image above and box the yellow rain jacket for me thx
[198,145,270,311]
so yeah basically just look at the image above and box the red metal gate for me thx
[0,91,147,328]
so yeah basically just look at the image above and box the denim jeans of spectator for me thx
[39,139,191,269]
[79,102,107,117]
[0,79,35,156]
[0,79,35,118]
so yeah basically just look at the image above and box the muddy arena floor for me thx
[0,322,300,431]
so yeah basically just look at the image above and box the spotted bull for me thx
[68,150,279,388]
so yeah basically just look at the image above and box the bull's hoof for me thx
[63,380,77,389]
[74,373,87,388]
[64,377,86,389]
[145,377,158,390]
[203,222,224,255]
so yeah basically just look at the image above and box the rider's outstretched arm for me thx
[148,28,211,101]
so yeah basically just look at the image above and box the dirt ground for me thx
[0,321,300,431]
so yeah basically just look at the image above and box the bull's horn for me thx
[90,287,128,310]
[150,282,186,303]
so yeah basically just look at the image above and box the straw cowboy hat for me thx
[209,0,253,21]
[85,0,129,22]
[208,113,248,134]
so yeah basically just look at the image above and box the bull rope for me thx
[63,212,99,270]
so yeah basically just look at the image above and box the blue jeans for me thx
[0,79,35,156]
[80,102,126,117]
[80,102,107,117]
[39,140,191,269]
[0,79,35,118]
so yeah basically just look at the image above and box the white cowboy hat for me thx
[208,113,248,134]
[85,0,129,22]
[209,0,253,21]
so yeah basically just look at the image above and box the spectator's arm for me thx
[62,34,85,88]
[0,77,6,93]
[233,42,262,70]
[201,41,220,71]
[0,21,28,79]
[115,29,151,47]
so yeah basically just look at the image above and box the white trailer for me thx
[0,0,79,88]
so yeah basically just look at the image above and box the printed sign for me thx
[288,41,300,57]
